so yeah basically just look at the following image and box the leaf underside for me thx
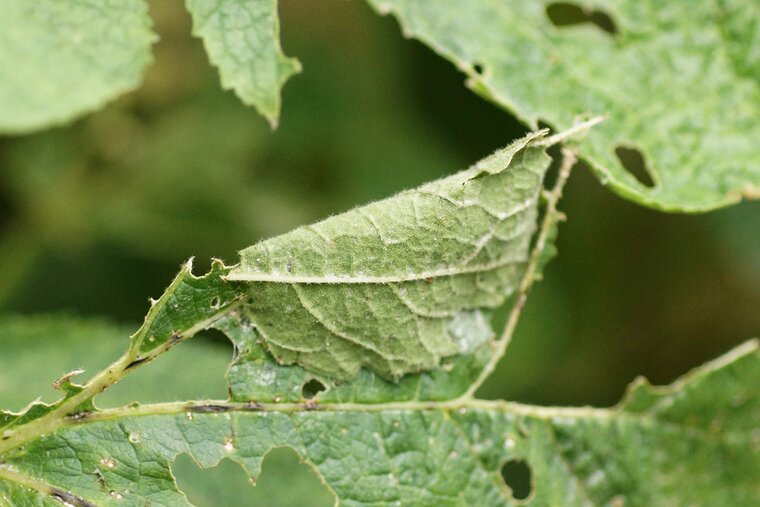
[366,0,760,212]
[0,0,156,134]
[227,131,550,381]
[1,133,757,505]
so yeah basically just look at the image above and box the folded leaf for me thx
[226,131,550,380]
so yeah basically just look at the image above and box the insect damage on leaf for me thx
[0,120,757,505]
[367,0,760,212]
[225,131,552,381]
[0,316,756,507]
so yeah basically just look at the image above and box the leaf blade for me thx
[185,0,301,127]
[1,324,756,506]
[227,132,551,380]
[365,0,760,212]
[0,0,156,134]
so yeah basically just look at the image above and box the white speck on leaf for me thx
[100,457,116,469]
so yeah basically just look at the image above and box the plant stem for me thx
[0,300,239,456]
[461,146,578,399]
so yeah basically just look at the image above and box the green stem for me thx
[461,146,578,399]
[0,300,239,456]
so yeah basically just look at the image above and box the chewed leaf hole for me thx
[302,378,327,399]
[501,459,533,501]
[472,62,485,76]
[546,2,618,35]
[172,448,334,506]
[615,146,655,188]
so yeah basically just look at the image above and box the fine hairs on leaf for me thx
[1,2,758,506]
[1,123,758,506]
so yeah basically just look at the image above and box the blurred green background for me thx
[0,1,758,503]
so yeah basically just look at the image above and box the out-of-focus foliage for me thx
[0,0,155,134]
[0,0,299,132]
[186,0,301,126]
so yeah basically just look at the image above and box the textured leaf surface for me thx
[186,0,301,126]
[0,314,756,505]
[227,132,549,381]
[0,316,332,507]
[366,0,760,212]
[0,0,156,134]
[1,129,756,504]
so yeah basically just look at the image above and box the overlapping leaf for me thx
[226,132,549,380]
[1,131,757,505]
[366,0,760,212]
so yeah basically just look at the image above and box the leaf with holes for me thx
[186,0,301,127]
[0,320,756,505]
[0,0,156,134]
[366,0,760,212]
[1,130,758,505]
[0,315,334,506]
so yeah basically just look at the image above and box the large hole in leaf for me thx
[615,146,655,188]
[301,378,327,399]
[546,2,618,35]
[173,447,334,507]
[501,459,533,501]
[99,329,231,406]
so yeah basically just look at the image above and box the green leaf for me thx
[1,129,755,505]
[0,0,156,134]
[0,312,756,505]
[365,0,760,212]
[185,0,301,127]
[0,130,554,436]
[0,315,333,507]
[226,131,550,381]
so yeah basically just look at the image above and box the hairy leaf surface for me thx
[0,314,756,506]
[1,130,756,505]
[366,0,760,212]
[185,0,301,126]
[225,132,550,381]
[0,316,332,507]
[0,0,156,134]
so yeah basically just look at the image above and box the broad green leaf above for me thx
[185,0,301,127]
[366,0,760,212]
[0,0,156,134]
